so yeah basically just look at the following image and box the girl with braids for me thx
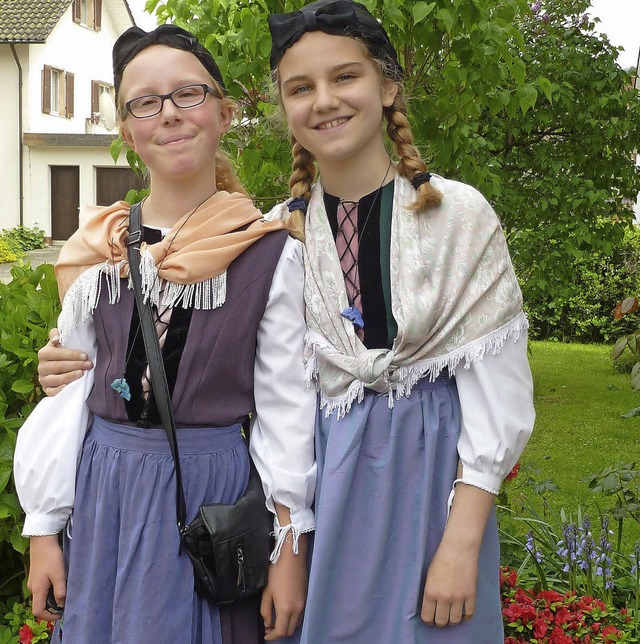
[37,2,534,642]
[265,1,535,641]
[15,25,315,644]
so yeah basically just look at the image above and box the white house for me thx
[0,0,144,240]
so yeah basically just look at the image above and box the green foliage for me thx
[0,264,61,607]
[0,599,53,643]
[0,241,18,266]
[526,226,640,343]
[491,0,640,319]
[0,227,46,256]
[0,227,46,265]
[109,138,149,205]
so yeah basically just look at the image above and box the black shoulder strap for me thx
[126,203,187,534]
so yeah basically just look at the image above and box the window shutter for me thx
[91,80,100,119]
[65,72,75,118]
[94,0,102,30]
[42,65,51,114]
[73,0,81,24]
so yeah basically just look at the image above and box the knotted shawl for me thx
[267,174,528,417]
[56,191,283,342]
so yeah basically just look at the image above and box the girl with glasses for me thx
[14,24,315,644]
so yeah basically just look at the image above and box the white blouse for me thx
[455,333,534,496]
[14,237,318,544]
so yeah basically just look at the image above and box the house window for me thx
[91,80,115,125]
[72,0,102,31]
[42,65,74,118]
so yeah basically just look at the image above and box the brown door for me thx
[51,165,80,240]
[96,167,145,206]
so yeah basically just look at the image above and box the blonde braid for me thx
[285,140,316,241]
[214,150,248,196]
[385,94,442,211]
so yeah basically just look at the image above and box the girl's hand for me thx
[421,482,495,627]
[421,540,478,626]
[38,328,93,396]
[261,533,308,640]
[28,535,66,621]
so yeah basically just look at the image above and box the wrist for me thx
[30,534,60,545]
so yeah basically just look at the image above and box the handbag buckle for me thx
[125,230,143,246]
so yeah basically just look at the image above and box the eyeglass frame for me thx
[124,83,223,119]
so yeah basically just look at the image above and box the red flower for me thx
[500,566,518,589]
[505,462,521,481]
[539,589,565,606]
[503,601,537,625]
[554,606,572,627]
[18,624,33,644]
[549,625,573,643]
[533,615,550,638]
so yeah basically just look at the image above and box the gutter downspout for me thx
[10,44,24,227]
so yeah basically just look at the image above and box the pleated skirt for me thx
[297,375,503,644]
[54,416,264,644]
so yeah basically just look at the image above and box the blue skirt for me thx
[55,416,263,644]
[298,376,503,644]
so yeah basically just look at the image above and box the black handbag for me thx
[126,203,272,604]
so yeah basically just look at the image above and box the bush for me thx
[523,227,640,344]
[0,264,60,617]
[0,240,18,265]
[0,226,46,257]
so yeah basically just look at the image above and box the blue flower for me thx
[341,306,364,330]
[111,377,131,401]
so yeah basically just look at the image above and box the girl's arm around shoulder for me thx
[14,316,97,536]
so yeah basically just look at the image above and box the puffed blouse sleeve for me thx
[454,329,535,496]
[14,316,97,536]
[250,236,317,560]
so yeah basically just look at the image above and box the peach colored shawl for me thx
[56,191,283,301]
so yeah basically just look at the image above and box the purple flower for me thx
[526,531,543,563]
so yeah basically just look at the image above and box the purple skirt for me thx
[55,416,264,644]
[296,375,503,644]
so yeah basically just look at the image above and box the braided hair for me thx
[383,88,442,211]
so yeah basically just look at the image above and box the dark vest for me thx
[87,229,290,428]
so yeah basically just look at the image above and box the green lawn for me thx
[517,341,640,547]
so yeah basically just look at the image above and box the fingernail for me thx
[80,353,87,360]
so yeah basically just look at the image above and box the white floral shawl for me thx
[267,174,528,417]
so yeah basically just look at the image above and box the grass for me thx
[512,340,640,550]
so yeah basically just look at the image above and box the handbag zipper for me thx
[236,546,246,592]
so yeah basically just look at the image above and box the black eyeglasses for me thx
[125,84,222,119]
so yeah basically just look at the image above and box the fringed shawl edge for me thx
[305,311,529,419]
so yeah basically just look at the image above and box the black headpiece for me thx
[268,0,403,80]
[113,25,227,100]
